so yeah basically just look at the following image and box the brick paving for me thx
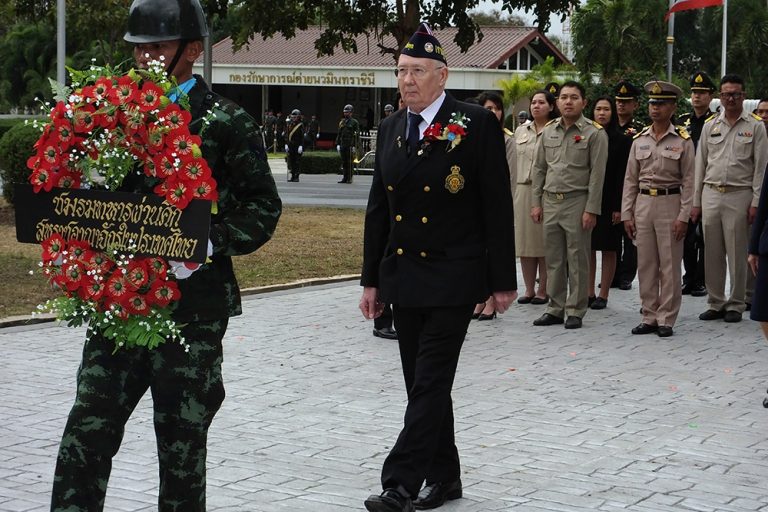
[2,278,768,511]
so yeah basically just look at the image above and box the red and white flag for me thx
[665,0,723,20]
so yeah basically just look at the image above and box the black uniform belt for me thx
[544,190,587,200]
[640,187,680,196]
[705,183,751,193]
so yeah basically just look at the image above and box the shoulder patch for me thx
[675,125,691,140]
[705,114,717,123]
[591,120,604,130]
[545,118,559,127]
[634,126,651,139]
[503,127,514,136]
[752,112,763,121]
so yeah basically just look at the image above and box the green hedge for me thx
[0,122,40,205]
[299,151,342,174]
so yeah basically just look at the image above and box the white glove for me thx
[298,146,303,154]
[169,240,213,280]
[284,144,289,153]
[316,133,320,139]
[336,145,341,152]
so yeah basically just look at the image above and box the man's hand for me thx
[749,254,759,276]
[690,206,701,224]
[336,144,341,152]
[531,206,543,224]
[284,144,289,153]
[624,219,636,240]
[359,286,384,320]
[582,212,597,230]
[748,206,757,225]
[492,290,518,313]
[672,219,687,241]
[611,211,621,225]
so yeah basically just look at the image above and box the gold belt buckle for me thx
[556,193,564,200]
[649,188,658,196]
[717,185,726,193]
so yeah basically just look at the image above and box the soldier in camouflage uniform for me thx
[336,104,360,183]
[50,1,282,511]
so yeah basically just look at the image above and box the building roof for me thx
[210,26,569,70]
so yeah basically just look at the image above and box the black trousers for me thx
[374,303,394,330]
[382,304,473,497]
[615,231,637,284]
[340,146,354,182]
[682,219,705,287]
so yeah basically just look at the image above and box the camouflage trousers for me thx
[50,318,229,512]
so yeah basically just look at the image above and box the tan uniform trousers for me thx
[634,194,684,327]
[543,192,591,319]
[701,186,753,312]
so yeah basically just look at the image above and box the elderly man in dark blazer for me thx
[359,23,518,512]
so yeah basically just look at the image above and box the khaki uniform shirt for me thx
[513,122,540,185]
[621,124,696,223]
[694,110,768,207]
[504,128,517,194]
[532,115,609,214]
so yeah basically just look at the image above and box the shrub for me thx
[300,151,342,174]
[0,122,39,205]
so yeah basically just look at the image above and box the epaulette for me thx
[591,120,604,130]
[634,126,651,139]
[752,112,763,121]
[503,127,514,136]
[675,125,691,140]
[545,118,559,127]
[705,114,717,123]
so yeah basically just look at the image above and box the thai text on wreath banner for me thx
[14,185,211,263]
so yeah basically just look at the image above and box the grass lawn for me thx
[0,202,364,318]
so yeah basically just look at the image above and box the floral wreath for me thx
[27,59,219,352]
[420,111,470,155]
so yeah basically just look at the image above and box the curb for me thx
[0,275,360,330]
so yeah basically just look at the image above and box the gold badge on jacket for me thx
[445,165,465,194]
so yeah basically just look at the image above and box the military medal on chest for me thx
[444,165,465,194]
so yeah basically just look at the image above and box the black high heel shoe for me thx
[477,311,497,321]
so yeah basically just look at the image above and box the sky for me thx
[474,0,566,36]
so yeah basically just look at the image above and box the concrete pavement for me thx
[3,277,768,511]
[270,159,371,209]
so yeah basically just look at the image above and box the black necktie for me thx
[407,112,423,152]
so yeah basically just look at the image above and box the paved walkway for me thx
[3,278,768,511]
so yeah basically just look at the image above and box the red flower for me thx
[154,153,177,177]
[67,240,91,262]
[190,178,218,201]
[78,276,106,302]
[573,135,583,143]
[166,131,201,156]
[86,250,114,275]
[160,104,191,131]
[41,234,67,263]
[109,76,137,105]
[73,104,97,134]
[423,123,443,139]
[146,257,168,278]
[146,126,166,154]
[149,279,180,307]
[106,273,129,299]
[60,260,86,292]
[179,156,211,182]
[123,293,150,315]
[30,168,55,193]
[125,260,149,291]
[137,82,164,112]
[164,178,193,209]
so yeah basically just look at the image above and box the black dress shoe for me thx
[533,313,564,326]
[530,296,549,305]
[618,280,632,290]
[365,488,414,512]
[631,323,658,335]
[681,283,692,295]
[724,310,742,323]
[690,285,707,297]
[373,326,398,340]
[588,295,596,307]
[746,302,752,311]
[657,326,673,337]
[590,297,607,310]
[517,295,534,304]
[699,309,724,321]
[338,179,349,184]
[564,316,582,329]
[477,311,497,320]
[413,480,462,510]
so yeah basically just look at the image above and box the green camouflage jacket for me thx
[124,75,282,322]
[336,116,360,147]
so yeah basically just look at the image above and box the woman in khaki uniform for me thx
[514,90,557,303]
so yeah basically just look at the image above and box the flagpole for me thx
[666,0,675,81]
[721,0,727,75]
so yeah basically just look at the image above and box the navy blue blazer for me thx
[361,94,517,307]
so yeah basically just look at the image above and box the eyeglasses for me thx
[394,66,444,78]
[719,92,744,100]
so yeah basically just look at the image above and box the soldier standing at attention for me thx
[621,81,695,337]
[49,1,282,510]
[613,80,645,290]
[336,104,360,183]
[285,108,304,182]
[677,71,716,297]
[531,80,608,330]
[691,74,768,323]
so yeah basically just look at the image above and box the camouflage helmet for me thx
[124,0,209,44]
[291,109,301,116]
[343,104,354,113]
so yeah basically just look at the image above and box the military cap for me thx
[343,104,354,113]
[614,80,642,100]
[518,111,529,119]
[689,71,716,92]
[543,82,560,96]
[401,22,446,65]
[644,80,683,103]
[384,104,394,112]
[125,0,208,43]
[291,109,301,116]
